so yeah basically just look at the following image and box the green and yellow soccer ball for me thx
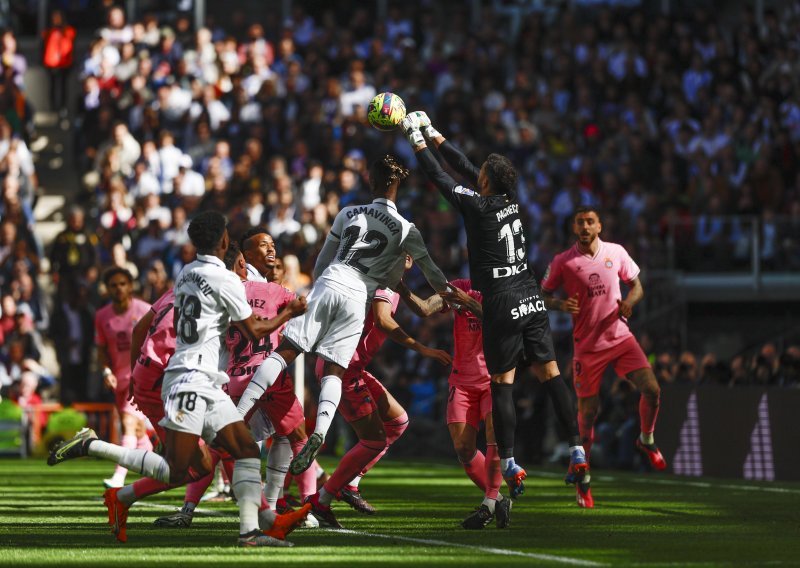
[367,92,406,131]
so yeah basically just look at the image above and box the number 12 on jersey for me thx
[338,225,388,274]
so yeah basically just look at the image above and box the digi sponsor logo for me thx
[493,262,528,279]
[587,273,607,298]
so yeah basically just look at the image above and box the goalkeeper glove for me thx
[407,111,443,140]
[401,114,425,147]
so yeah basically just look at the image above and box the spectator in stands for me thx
[49,206,97,292]
[42,10,76,113]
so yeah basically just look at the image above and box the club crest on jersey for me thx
[604,258,613,269]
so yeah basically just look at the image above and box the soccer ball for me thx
[367,92,406,131]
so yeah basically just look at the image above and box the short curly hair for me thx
[102,266,134,286]
[223,241,242,270]
[188,211,227,253]
[370,154,410,195]
[483,153,518,200]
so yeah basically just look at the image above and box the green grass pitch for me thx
[0,458,798,566]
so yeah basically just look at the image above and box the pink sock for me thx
[460,450,487,492]
[578,412,595,459]
[485,444,501,500]
[131,476,174,499]
[356,413,410,479]
[291,438,317,499]
[112,435,138,479]
[136,434,153,452]
[639,393,660,436]
[323,440,385,496]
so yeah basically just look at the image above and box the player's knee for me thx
[643,382,661,404]
[236,440,261,460]
[453,440,477,463]
[121,414,138,433]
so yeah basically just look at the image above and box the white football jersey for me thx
[319,198,447,299]
[166,254,253,385]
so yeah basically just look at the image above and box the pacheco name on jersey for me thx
[510,294,546,320]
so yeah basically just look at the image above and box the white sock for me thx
[569,445,585,456]
[265,436,291,509]
[237,353,286,418]
[348,474,362,489]
[482,497,497,513]
[318,486,333,506]
[233,457,262,535]
[116,485,137,506]
[87,440,170,483]
[500,457,514,472]
[258,507,277,529]
[313,375,342,439]
[640,432,655,445]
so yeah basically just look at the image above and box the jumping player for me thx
[541,206,666,508]
[94,267,152,489]
[236,156,450,480]
[50,211,307,547]
[304,255,452,528]
[399,278,510,529]
[401,111,587,498]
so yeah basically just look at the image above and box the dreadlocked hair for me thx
[370,154,410,193]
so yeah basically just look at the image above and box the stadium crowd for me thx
[0,1,798,461]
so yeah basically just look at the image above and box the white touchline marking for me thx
[120,500,604,566]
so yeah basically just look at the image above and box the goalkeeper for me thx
[400,111,588,498]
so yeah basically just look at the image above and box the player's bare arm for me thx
[373,299,452,366]
[439,286,483,319]
[543,291,580,314]
[235,296,307,341]
[396,279,445,317]
[130,310,154,372]
[98,345,117,390]
[618,277,644,319]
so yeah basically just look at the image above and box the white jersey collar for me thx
[372,197,397,211]
[196,253,225,268]
[246,263,267,282]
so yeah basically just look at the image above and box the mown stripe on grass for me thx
[130,501,604,566]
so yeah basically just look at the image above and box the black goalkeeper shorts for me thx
[482,284,556,375]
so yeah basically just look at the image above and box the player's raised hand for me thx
[617,299,633,319]
[288,296,308,316]
[439,285,471,309]
[563,293,580,314]
[409,110,444,141]
[407,111,430,127]
[421,346,453,366]
[400,114,425,147]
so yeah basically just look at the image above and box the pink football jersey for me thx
[140,288,176,370]
[448,278,489,386]
[348,288,400,371]
[541,239,639,354]
[226,280,295,398]
[95,298,152,380]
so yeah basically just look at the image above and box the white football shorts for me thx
[282,280,366,368]
[160,370,243,443]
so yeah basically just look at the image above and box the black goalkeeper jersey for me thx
[416,143,537,295]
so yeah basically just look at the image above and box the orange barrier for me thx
[28,402,121,448]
